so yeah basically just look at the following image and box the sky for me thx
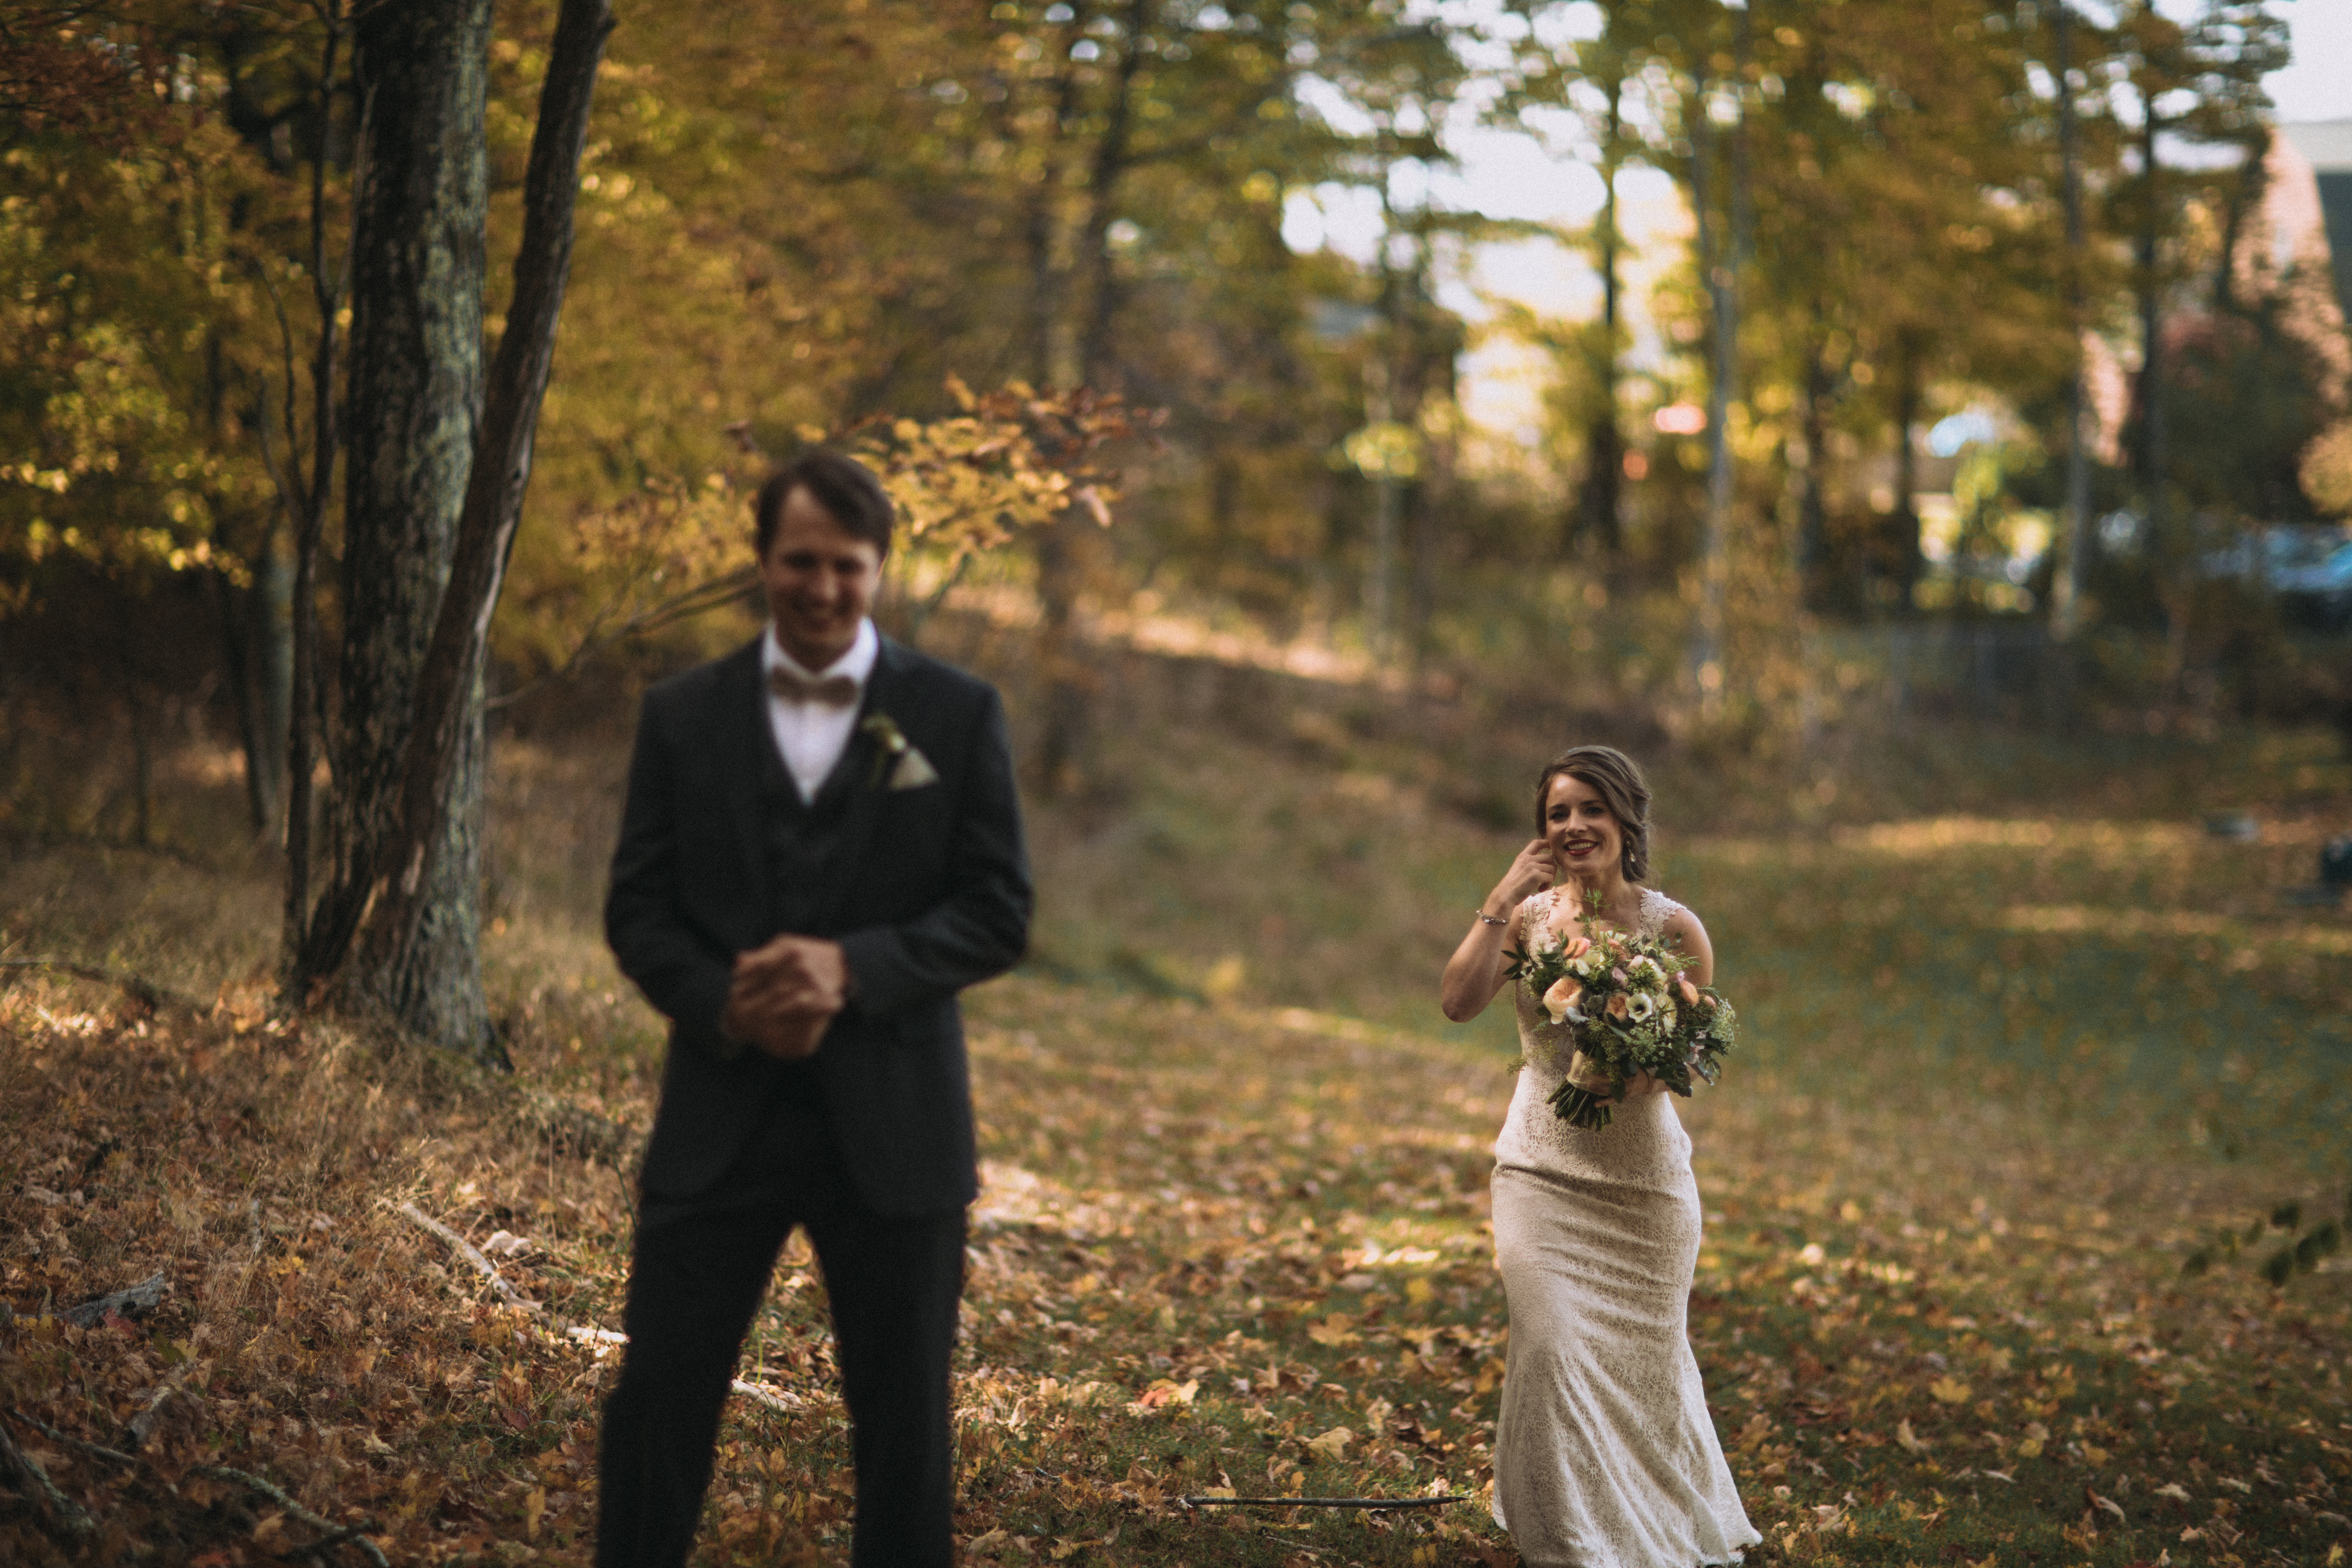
[1280,0,2352,462]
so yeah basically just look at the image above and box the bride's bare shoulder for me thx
[1647,889,1707,942]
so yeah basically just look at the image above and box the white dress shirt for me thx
[762,618,878,803]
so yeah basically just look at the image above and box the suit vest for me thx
[753,718,860,1110]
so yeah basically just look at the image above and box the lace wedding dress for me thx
[1488,887,1759,1568]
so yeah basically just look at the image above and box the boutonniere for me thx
[860,712,940,791]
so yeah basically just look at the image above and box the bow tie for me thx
[767,666,861,709]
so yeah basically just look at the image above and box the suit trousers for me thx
[596,1094,966,1568]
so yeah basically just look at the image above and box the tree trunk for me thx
[1690,13,1747,714]
[348,0,615,1030]
[292,0,611,1062]
[1796,309,1832,611]
[279,9,354,986]
[251,540,293,831]
[2135,112,2165,514]
[1075,0,1147,388]
[295,0,493,1049]
[1575,70,1624,561]
[216,524,290,838]
[1020,3,1087,390]
[1890,348,1924,611]
[1033,0,1142,793]
[2051,2,2094,641]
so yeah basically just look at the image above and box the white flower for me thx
[1626,992,1657,1023]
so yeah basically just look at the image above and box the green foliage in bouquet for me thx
[1504,892,1738,1129]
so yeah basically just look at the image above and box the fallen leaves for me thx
[1303,1426,1355,1462]
[6,718,2352,1567]
[1929,1375,1974,1404]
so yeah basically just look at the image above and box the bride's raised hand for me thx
[1445,839,1557,1022]
[1488,838,1556,916]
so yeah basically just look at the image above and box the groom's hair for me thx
[1534,745,1652,883]
[755,448,895,560]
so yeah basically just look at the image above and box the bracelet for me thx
[1474,909,1509,928]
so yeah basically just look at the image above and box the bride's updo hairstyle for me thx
[1533,745,1652,883]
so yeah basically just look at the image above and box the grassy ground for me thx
[1,676,2349,1566]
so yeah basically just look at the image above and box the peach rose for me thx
[1562,936,1593,960]
[1541,977,1583,1024]
[1605,992,1631,1021]
[1676,975,1700,1006]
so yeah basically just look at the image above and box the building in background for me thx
[2279,120,2352,326]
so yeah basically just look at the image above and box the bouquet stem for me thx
[1547,1059,1618,1129]
[1547,1080,1614,1128]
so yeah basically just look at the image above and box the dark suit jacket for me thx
[606,633,1031,1216]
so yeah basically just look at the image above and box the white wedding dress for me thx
[1489,887,1759,1568]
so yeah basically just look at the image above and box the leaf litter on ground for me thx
[1,718,2348,1566]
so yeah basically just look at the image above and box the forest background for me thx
[2,1,2351,1565]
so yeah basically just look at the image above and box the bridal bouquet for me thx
[1505,895,1738,1129]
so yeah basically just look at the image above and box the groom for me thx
[597,448,1031,1568]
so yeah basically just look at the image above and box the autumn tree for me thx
[285,0,613,1057]
[1497,0,1660,564]
[0,3,287,841]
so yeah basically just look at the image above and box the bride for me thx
[1440,745,1759,1568]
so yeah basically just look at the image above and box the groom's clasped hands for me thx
[720,934,850,1060]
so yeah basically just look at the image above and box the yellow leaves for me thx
[1,462,73,493]
[1129,1378,1196,1411]
[1928,1375,1973,1404]
[839,381,1145,573]
[1895,1418,1932,1455]
[2016,1420,2050,1459]
[1304,1312,1358,1348]
[1303,1425,1353,1462]
[522,1485,545,1542]
[2153,1481,2192,1502]
[2300,418,2352,515]
[1341,420,1422,482]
